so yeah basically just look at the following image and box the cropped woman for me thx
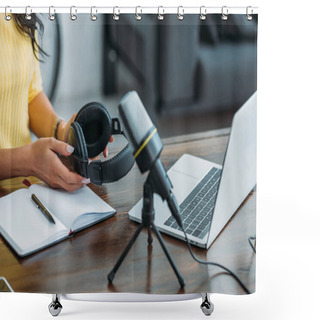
[0,14,105,191]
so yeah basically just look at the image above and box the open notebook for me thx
[0,184,116,257]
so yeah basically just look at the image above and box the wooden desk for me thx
[0,129,256,294]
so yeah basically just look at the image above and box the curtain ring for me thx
[49,6,56,21]
[90,6,97,21]
[246,6,253,21]
[4,6,12,21]
[177,6,184,21]
[25,6,32,20]
[200,6,207,21]
[135,6,142,21]
[70,6,77,21]
[157,6,164,21]
[113,6,120,21]
[221,6,228,21]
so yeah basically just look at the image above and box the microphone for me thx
[118,91,183,228]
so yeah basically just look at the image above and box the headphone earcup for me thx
[68,122,88,175]
[75,102,112,158]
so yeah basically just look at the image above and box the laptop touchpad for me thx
[168,170,199,204]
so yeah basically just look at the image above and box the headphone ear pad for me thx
[68,122,88,175]
[75,102,112,158]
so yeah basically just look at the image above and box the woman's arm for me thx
[28,91,82,144]
[0,145,32,179]
[0,139,86,192]
[28,90,68,140]
[0,91,87,191]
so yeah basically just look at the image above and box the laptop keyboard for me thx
[164,167,222,239]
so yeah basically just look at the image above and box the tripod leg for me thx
[108,223,144,283]
[152,222,185,288]
[147,227,153,245]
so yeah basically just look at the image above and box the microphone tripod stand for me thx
[108,172,185,288]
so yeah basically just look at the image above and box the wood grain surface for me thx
[0,129,256,294]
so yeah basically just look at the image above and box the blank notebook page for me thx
[31,184,115,230]
[0,189,66,253]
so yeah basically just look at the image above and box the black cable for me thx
[182,228,251,294]
[248,236,256,253]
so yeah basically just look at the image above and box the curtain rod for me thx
[0,6,259,16]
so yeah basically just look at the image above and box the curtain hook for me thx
[135,6,142,20]
[25,6,32,20]
[246,6,253,21]
[113,6,120,21]
[177,6,184,21]
[91,6,97,21]
[200,6,207,21]
[157,6,164,21]
[4,6,12,21]
[221,6,228,21]
[70,6,77,21]
[49,6,56,21]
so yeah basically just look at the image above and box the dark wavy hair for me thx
[13,14,46,60]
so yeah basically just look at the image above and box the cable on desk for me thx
[248,235,256,253]
[182,228,251,294]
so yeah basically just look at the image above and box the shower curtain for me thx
[0,7,257,299]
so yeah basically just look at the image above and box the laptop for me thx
[128,92,257,249]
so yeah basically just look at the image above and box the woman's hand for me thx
[28,137,88,192]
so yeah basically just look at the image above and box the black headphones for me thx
[67,102,135,185]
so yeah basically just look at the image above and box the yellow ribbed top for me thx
[0,14,43,149]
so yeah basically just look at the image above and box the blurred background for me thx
[39,14,257,139]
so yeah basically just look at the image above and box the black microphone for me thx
[118,91,182,228]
